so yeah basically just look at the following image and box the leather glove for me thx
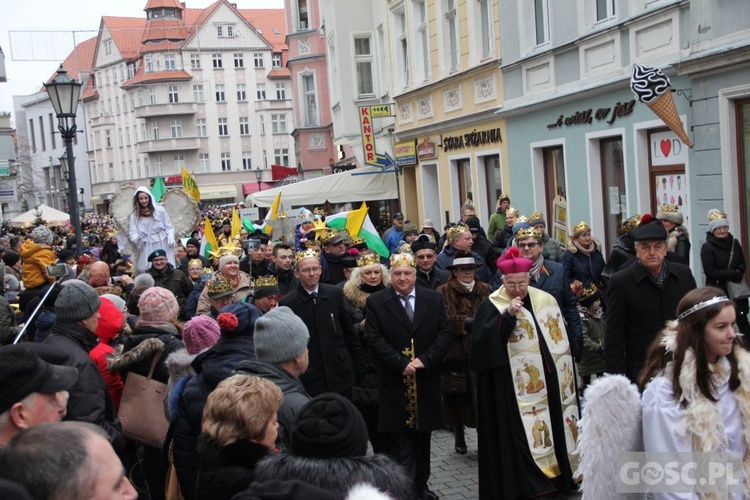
[463,316,474,333]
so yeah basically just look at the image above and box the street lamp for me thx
[59,150,74,211]
[254,167,263,192]
[45,65,82,254]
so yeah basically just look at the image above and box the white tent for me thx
[249,166,398,208]
[10,204,70,227]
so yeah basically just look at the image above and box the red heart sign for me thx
[660,139,671,157]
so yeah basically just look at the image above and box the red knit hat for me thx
[497,247,533,275]
[138,287,179,323]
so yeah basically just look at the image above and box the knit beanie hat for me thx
[291,392,369,458]
[101,293,126,312]
[219,254,239,271]
[31,226,54,246]
[54,281,101,322]
[138,287,179,323]
[2,251,20,268]
[254,306,309,363]
[182,315,221,354]
[708,209,729,233]
[217,302,261,338]
[186,237,201,249]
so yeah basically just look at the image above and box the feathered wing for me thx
[577,374,643,500]
[109,185,139,265]
[161,189,200,240]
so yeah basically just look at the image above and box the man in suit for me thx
[365,253,453,500]
[280,249,365,397]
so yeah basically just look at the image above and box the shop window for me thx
[599,137,624,252]
[484,154,502,218]
[456,158,473,207]
[543,146,567,242]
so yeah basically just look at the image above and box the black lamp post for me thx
[254,166,263,192]
[59,151,74,211]
[45,65,82,255]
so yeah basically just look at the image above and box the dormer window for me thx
[217,24,236,38]
[148,8,181,20]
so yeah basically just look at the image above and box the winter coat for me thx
[602,234,636,283]
[578,309,606,376]
[90,299,127,410]
[701,231,746,293]
[267,261,298,297]
[436,278,490,428]
[195,271,252,316]
[111,326,183,384]
[172,336,257,499]
[253,452,415,500]
[19,239,56,289]
[605,259,696,383]
[472,235,497,273]
[146,264,194,318]
[43,320,124,450]
[435,245,492,283]
[195,439,271,500]
[0,295,19,345]
[667,225,691,265]
[234,360,311,450]
[561,239,606,289]
[492,225,514,255]
[184,279,207,321]
[279,283,364,397]
[541,232,565,263]
[164,348,198,420]
[415,266,450,290]
[487,210,506,240]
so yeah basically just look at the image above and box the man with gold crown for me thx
[469,247,580,499]
[436,223,491,283]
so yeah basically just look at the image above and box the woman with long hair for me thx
[128,186,177,274]
[639,287,750,497]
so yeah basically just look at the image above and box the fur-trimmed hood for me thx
[667,225,689,253]
[566,237,602,253]
[165,348,198,380]
[109,336,165,373]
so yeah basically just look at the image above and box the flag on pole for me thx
[199,217,219,259]
[327,209,389,258]
[263,192,282,235]
[231,208,242,240]
[181,167,201,203]
[151,176,167,203]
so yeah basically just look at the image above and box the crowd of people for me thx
[0,186,747,499]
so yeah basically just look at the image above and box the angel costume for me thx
[129,186,176,273]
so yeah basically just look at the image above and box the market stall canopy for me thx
[10,204,71,227]
[249,166,398,208]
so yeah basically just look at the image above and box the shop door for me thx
[484,154,502,218]
[736,99,750,253]
[457,158,473,206]
[543,146,568,244]
[599,137,625,252]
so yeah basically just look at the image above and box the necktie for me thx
[310,291,318,303]
[400,294,414,322]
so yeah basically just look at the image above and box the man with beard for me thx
[267,243,298,295]
[146,249,194,320]
[411,235,449,290]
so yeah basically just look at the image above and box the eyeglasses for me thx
[298,266,321,274]
[518,243,538,249]
[504,281,529,290]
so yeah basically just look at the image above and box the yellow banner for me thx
[181,168,200,203]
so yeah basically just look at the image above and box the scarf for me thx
[458,279,475,292]
[573,239,595,257]
[138,206,153,218]
[640,260,668,288]
[529,257,545,281]
[359,282,385,294]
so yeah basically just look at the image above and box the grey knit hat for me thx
[708,209,729,233]
[54,281,101,322]
[31,226,54,246]
[254,306,309,363]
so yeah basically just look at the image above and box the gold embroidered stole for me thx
[489,286,580,478]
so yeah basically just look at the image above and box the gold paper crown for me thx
[357,253,380,267]
[499,193,510,201]
[579,283,599,302]
[320,228,350,245]
[350,236,365,246]
[529,212,544,222]
[398,243,414,254]
[620,214,642,234]
[313,207,326,216]
[389,253,416,268]
[206,276,233,295]
[506,206,519,216]
[515,227,542,240]
[573,221,590,234]
[446,223,470,240]
[516,215,528,223]
[708,210,728,222]
[659,204,680,214]
[295,248,320,264]
[304,239,321,248]
[209,242,244,261]
[254,275,279,288]
[187,258,203,268]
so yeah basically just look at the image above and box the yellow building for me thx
[387,0,506,229]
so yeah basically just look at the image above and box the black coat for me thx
[267,262,299,297]
[195,439,269,500]
[415,266,450,290]
[365,286,453,433]
[561,244,606,289]
[280,283,364,397]
[147,264,194,318]
[605,259,696,383]
[700,232,746,292]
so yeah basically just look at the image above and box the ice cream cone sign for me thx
[630,64,693,148]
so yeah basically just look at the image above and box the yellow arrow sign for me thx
[370,104,394,118]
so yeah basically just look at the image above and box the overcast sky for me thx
[0,0,284,122]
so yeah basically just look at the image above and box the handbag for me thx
[725,240,750,300]
[118,348,170,448]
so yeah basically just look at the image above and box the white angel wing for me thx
[108,185,139,264]
[161,189,200,238]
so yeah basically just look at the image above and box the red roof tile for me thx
[121,68,192,88]
[144,0,185,10]
[267,68,291,78]
[101,17,148,60]
[142,19,188,43]
[58,36,97,81]
[81,78,99,101]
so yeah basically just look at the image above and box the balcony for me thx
[134,101,201,119]
[88,114,115,128]
[254,99,292,111]
[137,136,203,153]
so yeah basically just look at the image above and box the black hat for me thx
[632,214,668,241]
[411,234,436,253]
[186,237,201,248]
[340,255,358,269]
[578,283,602,308]
[56,249,74,263]
[2,251,20,267]
[223,219,231,226]
[447,251,482,270]
[0,346,79,414]
[392,212,404,220]
[253,275,280,300]
[291,392,368,458]
[465,216,482,233]
[148,249,168,262]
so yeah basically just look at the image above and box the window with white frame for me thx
[217,24,235,38]
[193,84,204,102]
[151,124,159,140]
[254,53,264,68]
[239,117,250,135]
[272,53,282,68]
[444,0,459,71]
[259,115,265,134]
[302,74,317,126]
[274,148,290,166]
[171,119,183,138]
[146,55,153,72]
[354,36,375,97]
[212,53,223,68]
[136,158,142,178]
[165,53,176,70]
[534,0,550,46]
[237,84,246,101]
[271,114,287,133]
[104,39,112,55]
[140,124,146,141]
[393,10,409,88]
[155,156,162,176]
[125,127,130,145]
[196,118,207,137]
[168,85,179,103]
[199,153,209,172]
[276,83,286,100]
[242,151,252,170]
[109,163,115,181]
[234,53,244,68]
[218,118,228,136]
[257,84,266,100]
[221,152,231,171]
[190,54,201,69]
[478,0,492,59]
[376,25,388,96]
[149,87,157,104]
[215,84,225,102]
[174,154,185,169]
[414,0,430,82]
[297,0,309,30]
[596,0,615,22]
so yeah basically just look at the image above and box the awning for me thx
[249,166,398,208]
[242,182,277,196]
[200,184,238,200]
[89,195,103,203]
